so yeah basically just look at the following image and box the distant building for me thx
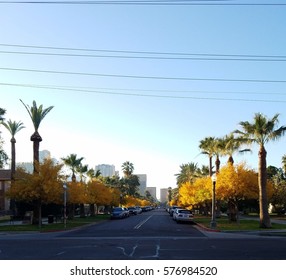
[17,162,33,173]
[136,174,147,196]
[39,150,51,162]
[160,188,168,203]
[16,150,52,173]
[0,169,11,211]
[95,164,116,177]
[146,187,157,200]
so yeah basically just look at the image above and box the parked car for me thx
[110,207,128,219]
[127,207,138,215]
[122,207,130,217]
[169,206,180,217]
[173,208,194,223]
[135,206,142,214]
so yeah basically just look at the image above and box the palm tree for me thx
[76,163,88,182]
[234,113,286,228]
[175,162,200,186]
[0,108,8,168]
[199,137,216,176]
[1,120,25,180]
[282,155,286,174]
[0,108,6,121]
[61,153,84,182]
[121,161,134,177]
[20,100,53,173]
[222,133,251,165]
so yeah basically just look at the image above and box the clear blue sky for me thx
[1,1,286,191]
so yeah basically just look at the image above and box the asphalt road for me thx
[1,208,286,260]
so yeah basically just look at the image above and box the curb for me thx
[194,222,221,232]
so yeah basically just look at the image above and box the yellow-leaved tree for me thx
[87,180,113,215]
[216,163,273,222]
[179,177,212,213]
[6,158,64,227]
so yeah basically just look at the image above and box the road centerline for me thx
[134,215,153,230]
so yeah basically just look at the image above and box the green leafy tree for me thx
[234,113,286,228]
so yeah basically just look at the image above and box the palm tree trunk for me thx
[215,155,220,173]
[31,131,42,173]
[258,145,272,228]
[31,131,42,224]
[10,138,16,213]
[209,155,213,177]
[11,138,16,179]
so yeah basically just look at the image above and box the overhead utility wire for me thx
[1,82,285,103]
[2,82,286,96]
[1,67,286,83]
[1,50,286,62]
[0,1,286,6]
[2,43,286,61]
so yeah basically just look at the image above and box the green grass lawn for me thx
[194,216,286,231]
[0,214,110,232]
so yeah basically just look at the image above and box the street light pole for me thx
[63,183,67,230]
[210,173,217,229]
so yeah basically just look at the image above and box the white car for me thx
[173,209,194,223]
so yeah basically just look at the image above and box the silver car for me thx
[173,209,194,223]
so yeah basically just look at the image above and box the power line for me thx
[1,82,286,103]
[0,1,286,6]
[1,67,286,83]
[1,50,286,62]
[1,43,286,61]
[3,81,286,96]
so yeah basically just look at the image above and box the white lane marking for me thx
[134,215,153,230]
[117,245,138,257]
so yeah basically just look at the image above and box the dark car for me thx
[110,207,128,219]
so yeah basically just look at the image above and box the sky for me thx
[1,0,286,196]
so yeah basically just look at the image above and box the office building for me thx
[160,188,168,203]
[136,174,147,196]
[146,187,157,200]
[95,164,116,177]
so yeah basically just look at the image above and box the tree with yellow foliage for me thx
[178,177,211,213]
[6,158,64,227]
[87,180,113,215]
[178,163,273,221]
[216,163,259,222]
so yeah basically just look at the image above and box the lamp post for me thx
[210,173,217,229]
[63,183,67,230]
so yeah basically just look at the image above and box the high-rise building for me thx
[136,174,147,196]
[17,150,52,173]
[39,150,51,162]
[95,164,116,177]
[160,188,168,203]
[146,187,157,200]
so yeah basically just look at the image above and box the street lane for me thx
[59,208,205,238]
[1,208,286,260]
